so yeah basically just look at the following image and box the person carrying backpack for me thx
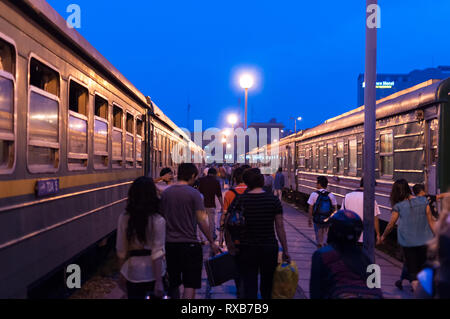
[219,166,248,298]
[225,168,290,299]
[307,176,337,249]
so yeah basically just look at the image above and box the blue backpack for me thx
[312,191,333,225]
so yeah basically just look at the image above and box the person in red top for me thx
[219,166,248,249]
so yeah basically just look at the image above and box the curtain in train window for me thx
[136,118,143,166]
[380,132,394,176]
[0,37,15,171]
[94,95,108,169]
[112,105,123,167]
[68,80,88,170]
[327,144,334,172]
[349,139,357,174]
[320,145,327,171]
[28,58,60,172]
[337,142,344,174]
[125,113,134,166]
[429,119,438,165]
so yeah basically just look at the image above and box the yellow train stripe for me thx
[0,169,143,199]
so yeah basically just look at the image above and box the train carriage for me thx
[252,78,450,223]
[0,0,203,298]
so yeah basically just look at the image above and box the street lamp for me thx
[290,116,302,133]
[240,74,254,130]
[227,113,238,129]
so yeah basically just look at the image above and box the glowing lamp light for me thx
[221,137,227,143]
[240,74,254,89]
[227,114,238,126]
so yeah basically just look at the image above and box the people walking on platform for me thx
[219,166,248,297]
[380,179,436,286]
[263,172,274,194]
[155,167,174,197]
[273,167,285,201]
[415,196,450,298]
[160,163,220,299]
[310,210,383,299]
[116,177,166,299]
[307,176,337,248]
[233,168,290,299]
[198,167,224,242]
[341,178,381,245]
[218,164,227,189]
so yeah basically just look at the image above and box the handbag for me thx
[204,252,238,287]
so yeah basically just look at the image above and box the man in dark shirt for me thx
[198,168,224,241]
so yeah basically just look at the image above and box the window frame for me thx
[0,32,17,174]
[111,103,124,168]
[27,53,61,174]
[67,76,89,171]
[125,110,135,167]
[379,129,394,178]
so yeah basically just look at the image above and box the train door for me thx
[425,118,439,194]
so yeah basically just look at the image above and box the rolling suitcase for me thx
[204,252,238,287]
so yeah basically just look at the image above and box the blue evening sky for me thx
[47,0,450,132]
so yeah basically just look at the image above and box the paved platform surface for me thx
[103,198,413,299]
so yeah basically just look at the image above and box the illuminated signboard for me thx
[362,81,395,89]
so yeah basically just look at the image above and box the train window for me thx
[28,58,60,173]
[112,105,123,168]
[136,117,143,167]
[327,144,334,173]
[0,39,16,75]
[68,80,88,170]
[349,139,357,174]
[30,58,59,97]
[125,113,134,167]
[337,142,344,174]
[380,132,393,176]
[94,94,109,169]
[0,38,16,172]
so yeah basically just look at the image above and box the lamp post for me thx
[363,0,378,263]
[240,74,254,130]
[227,113,238,129]
[290,116,302,134]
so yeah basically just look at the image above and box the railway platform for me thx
[75,199,414,299]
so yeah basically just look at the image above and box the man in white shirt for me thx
[307,176,337,248]
[341,178,381,245]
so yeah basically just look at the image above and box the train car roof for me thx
[14,0,149,108]
[13,0,203,149]
[296,78,448,142]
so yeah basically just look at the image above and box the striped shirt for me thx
[238,191,283,245]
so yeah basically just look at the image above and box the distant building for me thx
[357,66,450,106]
[249,118,285,147]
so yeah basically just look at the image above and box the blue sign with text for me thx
[36,179,60,197]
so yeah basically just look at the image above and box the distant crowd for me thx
[115,162,450,299]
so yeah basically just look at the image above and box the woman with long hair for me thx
[116,176,166,299]
[380,179,435,287]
